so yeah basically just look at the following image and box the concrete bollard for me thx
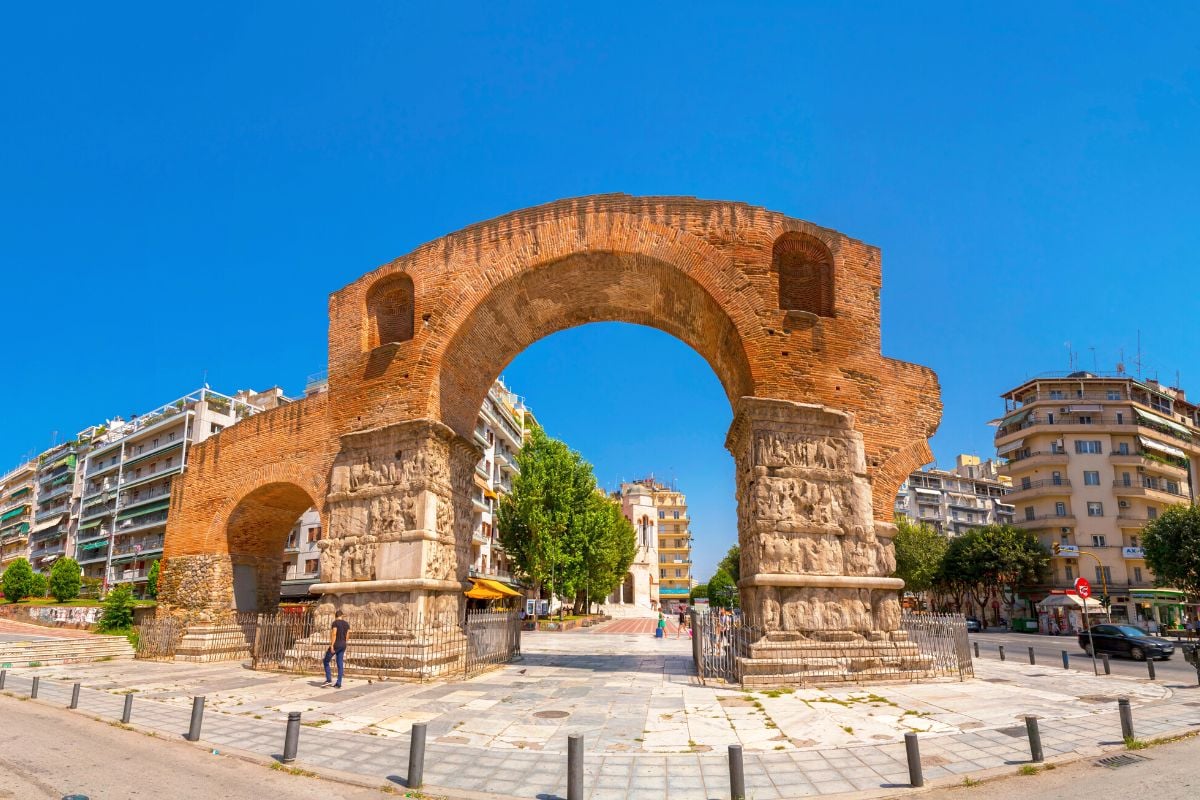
[407,723,426,789]
[31,676,39,699]
[999,645,1006,662]
[729,744,746,800]
[568,734,584,800]
[69,682,80,709]
[1147,658,1156,680]
[122,694,133,724]
[1062,650,1070,669]
[282,712,301,763]
[0,669,6,689]
[186,696,205,742]
[1118,697,1134,741]
[973,641,979,658]
[1102,654,1111,675]
[1028,647,1036,665]
[905,732,924,787]
[1025,716,1043,762]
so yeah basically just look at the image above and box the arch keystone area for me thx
[158,194,942,681]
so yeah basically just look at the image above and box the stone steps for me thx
[0,636,134,667]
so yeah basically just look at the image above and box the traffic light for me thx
[1052,542,1061,555]
[1101,594,1111,610]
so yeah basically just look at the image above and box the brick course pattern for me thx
[159,195,941,629]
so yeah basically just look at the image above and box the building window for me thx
[1075,440,1102,454]
[1084,471,1100,486]
[1120,472,1132,486]
[1107,390,1121,400]
[675,568,682,578]
[1025,506,1035,521]
[1077,415,1093,425]
[1050,390,1065,400]
[304,558,319,574]
[1094,566,1112,584]
[1091,534,1106,547]
[673,511,680,519]
[168,431,176,441]
[1055,502,1067,516]
[306,527,320,543]
[1134,567,1143,583]
[660,569,666,579]
[1065,565,1074,581]
[1087,501,1104,517]
[1115,412,1124,425]
[1117,441,1129,454]
[1021,477,1031,490]
[658,511,664,519]
[1148,507,1158,520]
[773,231,835,316]
[1052,471,1063,485]
[152,438,159,448]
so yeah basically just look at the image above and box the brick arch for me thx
[434,250,756,438]
[872,438,935,522]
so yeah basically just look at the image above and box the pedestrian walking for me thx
[655,611,666,639]
[322,610,351,688]
[676,606,687,639]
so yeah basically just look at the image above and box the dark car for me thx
[965,617,982,633]
[1079,624,1175,661]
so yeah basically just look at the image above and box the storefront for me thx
[1035,592,1103,635]
[1128,589,1187,630]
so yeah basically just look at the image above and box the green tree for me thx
[935,525,1049,624]
[146,560,160,599]
[49,557,82,602]
[1,558,35,603]
[689,583,709,602]
[497,426,603,618]
[98,584,135,632]
[1142,504,1200,597]
[569,491,637,613]
[892,518,948,595]
[708,569,739,609]
[716,544,740,584]
[30,572,48,599]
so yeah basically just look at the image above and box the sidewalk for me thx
[4,623,1200,799]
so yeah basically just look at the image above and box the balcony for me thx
[39,482,73,502]
[1112,479,1189,502]
[1014,513,1076,529]
[1007,479,1072,500]
[119,486,174,510]
[1002,451,1070,474]
[1117,513,1154,528]
[1109,451,1189,478]
[120,461,183,491]
[76,547,110,565]
[113,568,149,583]
[34,504,71,522]
[115,511,170,535]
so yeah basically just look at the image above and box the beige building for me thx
[994,371,1199,629]
[894,454,1014,536]
[652,479,693,612]
[607,480,661,614]
[0,461,37,567]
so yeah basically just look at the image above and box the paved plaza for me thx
[4,619,1200,799]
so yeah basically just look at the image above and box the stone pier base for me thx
[280,626,466,680]
[737,630,934,687]
[175,623,255,663]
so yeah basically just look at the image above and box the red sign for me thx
[1074,577,1092,599]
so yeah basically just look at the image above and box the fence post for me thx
[69,682,80,709]
[568,734,584,800]
[905,732,923,787]
[1101,654,1111,675]
[998,645,1006,661]
[186,696,205,741]
[729,744,746,800]
[31,676,39,699]
[122,694,133,724]
[282,711,301,763]
[1062,650,1069,669]
[1118,697,1134,741]
[1146,658,1156,680]
[1025,716,1043,762]
[408,723,426,788]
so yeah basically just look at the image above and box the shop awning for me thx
[0,505,28,522]
[32,513,66,532]
[77,539,109,551]
[121,442,182,470]
[1036,593,1101,610]
[1138,435,1186,460]
[995,407,1031,430]
[1135,408,1192,438]
[1130,589,1187,602]
[79,518,104,530]
[997,438,1024,457]
[914,488,941,498]
[116,499,170,520]
[8,487,31,499]
[465,577,522,600]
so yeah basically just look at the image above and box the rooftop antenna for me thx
[1089,346,1097,372]
[1135,330,1143,379]
[1064,341,1074,371]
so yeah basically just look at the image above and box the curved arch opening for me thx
[365,272,415,349]
[435,251,755,440]
[774,231,834,317]
[225,482,320,612]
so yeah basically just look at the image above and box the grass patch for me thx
[1017,765,1041,776]
[1125,736,1149,750]
[27,662,42,668]
[961,776,982,787]
[301,719,331,728]
[761,687,795,698]
[269,762,316,777]
[840,725,854,735]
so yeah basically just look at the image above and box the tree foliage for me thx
[497,426,636,615]
[30,572,48,599]
[1,558,35,603]
[49,558,82,602]
[934,524,1049,622]
[1142,504,1200,597]
[707,569,738,609]
[689,583,709,601]
[716,544,740,584]
[892,518,948,595]
[98,584,135,632]
[146,560,160,599]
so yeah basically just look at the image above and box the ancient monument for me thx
[156,195,941,680]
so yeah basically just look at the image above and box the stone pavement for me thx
[4,621,1200,799]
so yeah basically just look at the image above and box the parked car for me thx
[965,617,982,633]
[1079,624,1175,661]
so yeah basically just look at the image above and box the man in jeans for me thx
[322,610,350,688]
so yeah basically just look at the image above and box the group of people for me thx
[654,605,693,639]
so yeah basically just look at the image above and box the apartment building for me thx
[281,508,323,599]
[607,480,661,613]
[29,442,81,573]
[655,481,693,611]
[994,371,1199,628]
[0,461,36,566]
[74,388,282,593]
[894,454,1014,535]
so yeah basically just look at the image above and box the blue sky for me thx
[4,4,1199,580]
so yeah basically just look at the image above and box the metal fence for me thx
[135,609,522,681]
[692,611,973,687]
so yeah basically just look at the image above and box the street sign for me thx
[1075,577,1092,599]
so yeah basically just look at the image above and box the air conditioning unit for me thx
[1061,407,1070,413]
[1119,500,1130,508]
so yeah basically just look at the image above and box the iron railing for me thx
[692,610,973,686]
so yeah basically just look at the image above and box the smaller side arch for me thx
[223,481,319,613]
[364,272,415,350]
[872,439,934,522]
[774,231,835,317]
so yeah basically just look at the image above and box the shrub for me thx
[98,584,135,632]
[49,557,82,602]
[29,572,48,598]
[1,558,35,602]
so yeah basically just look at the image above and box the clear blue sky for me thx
[5,4,1199,580]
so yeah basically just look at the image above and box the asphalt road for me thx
[0,695,397,800]
[970,629,1200,685]
[912,733,1200,799]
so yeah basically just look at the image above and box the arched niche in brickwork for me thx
[364,272,415,349]
[433,251,755,440]
[224,481,318,613]
[774,231,835,317]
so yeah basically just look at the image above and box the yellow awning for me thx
[465,577,521,599]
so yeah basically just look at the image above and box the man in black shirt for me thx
[322,610,350,688]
